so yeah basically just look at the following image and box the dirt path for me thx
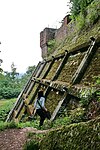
[0,127,49,150]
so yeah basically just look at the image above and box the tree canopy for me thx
[70,0,94,18]
[0,65,36,99]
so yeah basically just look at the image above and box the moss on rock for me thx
[40,117,100,150]
[46,59,61,80]
[81,47,100,85]
[57,52,85,83]
[45,90,64,114]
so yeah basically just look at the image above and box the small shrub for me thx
[79,88,96,107]
[18,120,39,129]
[23,140,39,150]
[76,12,85,31]
[47,39,56,55]
[86,0,100,27]
[23,133,45,150]
[0,121,18,131]
[69,107,87,123]
[0,121,6,131]
[42,116,71,130]
[94,76,100,85]
[0,98,16,121]
[6,121,18,129]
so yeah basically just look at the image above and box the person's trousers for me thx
[36,109,46,126]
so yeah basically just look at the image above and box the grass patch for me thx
[23,130,46,150]
[18,120,39,129]
[23,140,39,150]
[0,121,18,131]
[0,98,16,121]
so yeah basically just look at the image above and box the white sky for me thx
[0,0,70,73]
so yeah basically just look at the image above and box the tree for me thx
[11,62,19,80]
[0,67,3,73]
[70,0,94,18]
[0,64,36,99]
[0,49,3,73]
[26,65,36,75]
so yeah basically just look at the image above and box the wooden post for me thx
[15,101,24,119]
[36,60,47,78]
[43,57,55,79]
[24,61,41,93]
[52,50,69,81]
[50,88,68,121]
[72,37,97,84]
[22,62,43,98]
[44,50,69,99]
[28,83,41,105]
[25,81,36,97]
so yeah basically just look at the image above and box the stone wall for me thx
[40,28,56,58]
[55,15,71,43]
[40,15,71,58]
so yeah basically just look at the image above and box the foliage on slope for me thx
[53,0,100,56]
[70,0,95,18]
[40,117,100,150]
[23,117,100,150]
[0,99,16,122]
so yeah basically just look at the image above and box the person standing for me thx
[34,90,47,127]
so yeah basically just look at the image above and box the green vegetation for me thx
[0,64,36,129]
[57,53,85,83]
[23,139,39,150]
[23,133,46,150]
[46,59,61,79]
[22,117,100,150]
[80,47,100,86]
[0,50,3,73]
[70,0,95,19]
[45,90,63,114]
[0,121,18,131]
[75,0,100,31]
[54,0,100,56]
[0,98,16,122]
[47,39,56,56]
[40,117,100,150]
[0,65,35,99]
[18,120,39,129]
[0,78,21,99]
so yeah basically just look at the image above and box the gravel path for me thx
[0,127,49,150]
